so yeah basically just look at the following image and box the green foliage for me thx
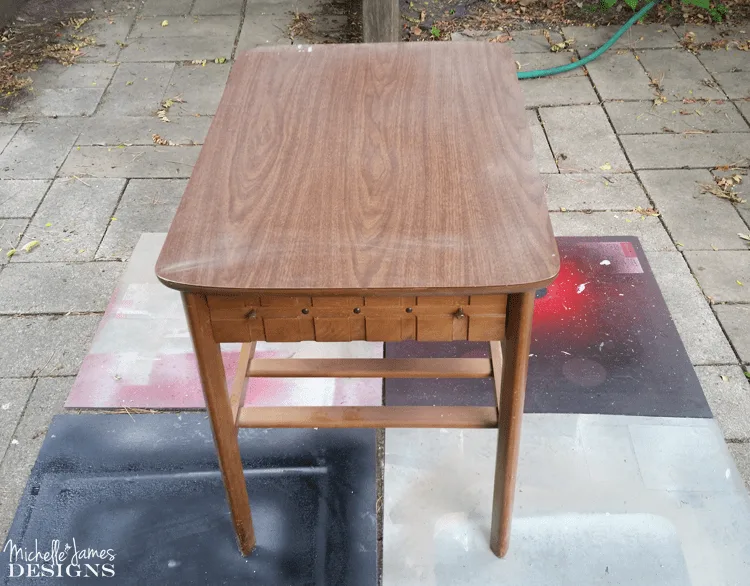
[598,0,727,22]
[430,25,441,38]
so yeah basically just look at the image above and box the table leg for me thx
[183,293,256,555]
[489,291,535,558]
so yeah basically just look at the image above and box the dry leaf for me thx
[22,240,39,252]
[152,133,176,146]
[633,206,660,217]
[739,233,750,242]
[599,163,611,171]
[411,25,422,36]
[6,248,16,258]
[720,375,728,382]
[161,20,169,26]
[738,280,745,286]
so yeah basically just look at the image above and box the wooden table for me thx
[156,42,559,559]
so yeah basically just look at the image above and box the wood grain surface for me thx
[156,42,558,296]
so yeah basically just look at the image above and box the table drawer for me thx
[207,295,507,342]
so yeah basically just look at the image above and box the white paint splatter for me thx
[1,403,10,410]
[600,260,611,266]
[11,439,19,445]
[576,282,589,294]
[167,560,180,568]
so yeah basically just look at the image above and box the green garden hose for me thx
[517,0,663,79]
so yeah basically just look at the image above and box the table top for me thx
[156,42,558,296]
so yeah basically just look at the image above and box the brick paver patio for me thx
[0,0,748,540]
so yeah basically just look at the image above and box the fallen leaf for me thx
[161,20,169,26]
[419,9,426,21]
[152,133,176,146]
[560,207,567,212]
[633,206,660,217]
[738,280,744,286]
[214,57,226,64]
[739,233,750,242]
[22,240,39,252]
[599,162,611,171]
[6,248,16,258]
[720,375,729,382]
[675,242,684,247]
[411,25,422,35]
[44,222,52,227]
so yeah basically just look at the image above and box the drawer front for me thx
[207,295,507,342]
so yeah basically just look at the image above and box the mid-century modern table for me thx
[156,42,559,559]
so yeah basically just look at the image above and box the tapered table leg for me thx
[183,292,256,555]
[489,291,535,557]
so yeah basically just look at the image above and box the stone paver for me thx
[685,251,750,303]
[696,365,750,441]
[192,0,244,15]
[550,211,674,251]
[638,169,749,250]
[729,442,750,493]
[520,76,599,108]
[0,220,28,265]
[0,180,50,218]
[563,24,680,56]
[621,133,750,169]
[0,121,80,179]
[451,29,563,53]
[28,62,116,90]
[97,178,187,259]
[129,15,241,38]
[0,262,122,314]
[645,250,736,366]
[140,0,192,16]
[77,15,135,62]
[122,35,236,62]
[14,178,125,262]
[0,377,73,541]
[543,173,650,211]
[235,4,291,52]
[162,64,231,116]
[0,316,100,377]
[714,305,750,364]
[77,115,213,146]
[737,101,750,123]
[515,53,586,79]
[12,89,103,119]
[712,72,750,100]
[539,105,630,173]
[638,49,725,101]
[605,100,750,134]
[0,379,35,464]
[97,63,176,117]
[60,146,200,178]
[586,51,655,101]
[527,111,557,174]
[0,125,19,153]
[672,24,747,44]
[697,48,750,75]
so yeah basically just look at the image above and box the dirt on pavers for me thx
[0,17,95,98]
[401,0,750,41]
